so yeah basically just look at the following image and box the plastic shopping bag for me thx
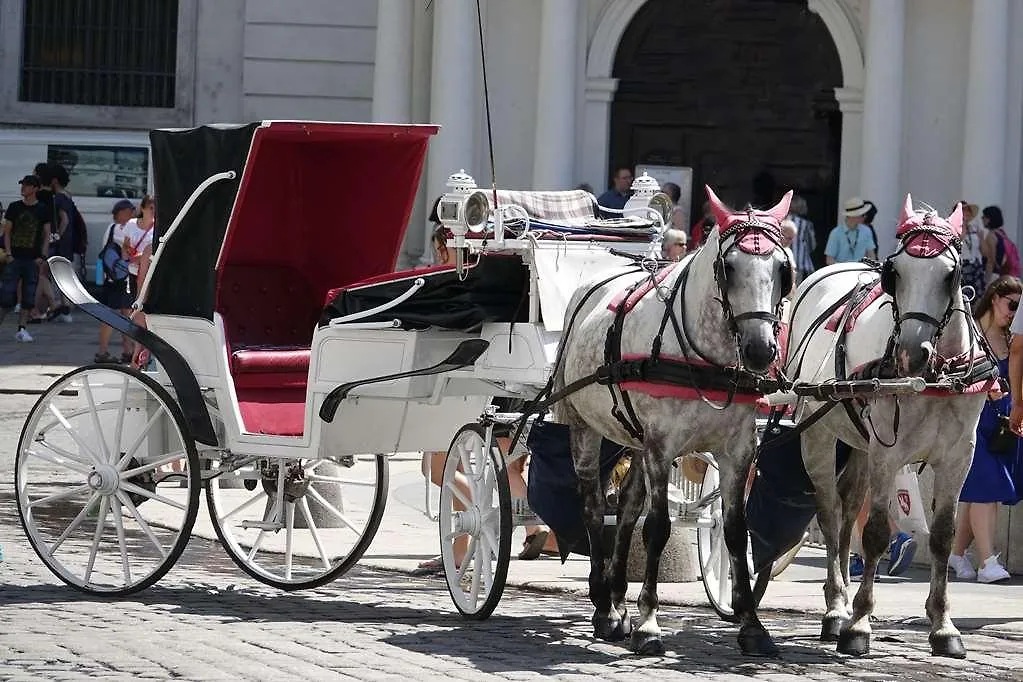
[890,464,929,538]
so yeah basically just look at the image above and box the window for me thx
[20,0,179,108]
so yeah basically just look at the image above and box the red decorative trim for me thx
[607,263,678,314]
[825,283,884,333]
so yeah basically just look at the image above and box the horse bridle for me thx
[879,218,964,375]
[710,212,793,362]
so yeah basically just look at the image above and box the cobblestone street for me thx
[2,487,1023,682]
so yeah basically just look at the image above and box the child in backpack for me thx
[982,205,1021,284]
[95,199,136,364]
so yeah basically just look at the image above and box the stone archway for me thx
[581,0,863,231]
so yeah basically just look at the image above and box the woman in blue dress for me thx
[949,276,1023,583]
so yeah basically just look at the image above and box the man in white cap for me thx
[824,197,877,265]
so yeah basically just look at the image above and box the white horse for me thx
[785,196,995,658]
[553,186,793,656]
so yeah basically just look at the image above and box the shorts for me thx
[101,275,137,310]
[0,257,40,311]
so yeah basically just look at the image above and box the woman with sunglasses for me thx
[949,276,1023,583]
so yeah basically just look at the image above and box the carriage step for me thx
[240,520,283,531]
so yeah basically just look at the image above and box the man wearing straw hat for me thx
[824,196,877,265]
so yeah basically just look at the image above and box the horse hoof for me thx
[738,627,780,657]
[820,615,848,642]
[930,633,967,659]
[837,629,870,657]
[591,615,627,642]
[630,632,665,656]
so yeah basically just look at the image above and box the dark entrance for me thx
[610,0,843,261]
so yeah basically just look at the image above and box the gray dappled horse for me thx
[553,186,793,656]
[785,196,993,658]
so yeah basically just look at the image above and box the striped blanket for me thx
[492,189,655,235]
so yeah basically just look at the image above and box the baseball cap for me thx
[112,199,135,214]
[19,175,41,187]
[843,197,871,217]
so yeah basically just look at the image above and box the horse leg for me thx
[926,451,971,659]
[723,438,779,657]
[571,424,618,641]
[838,468,889,657]
[629,450,670,655]
[802,428,853,642]
[607,453,646,642]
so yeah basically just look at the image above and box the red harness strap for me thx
[825,283,884,333]
[607,262,679,314]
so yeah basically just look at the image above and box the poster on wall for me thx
[47,145,149,199]
[637,164,692,229]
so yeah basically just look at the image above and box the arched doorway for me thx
[610,0,843,256]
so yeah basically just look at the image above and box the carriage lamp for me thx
[624,172,672,226]
[439,170,490,276]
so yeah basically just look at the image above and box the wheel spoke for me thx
[34,438,93,467]
[444,479,473,510]
[24,448,92,476]
[299,498,333,570]
[120,451,188,479]
[306,474,374,487]
[111,500,132,585]
[457,536,477,584]
[83,496,110,585]
[306,487,362,534]
[284,502,295,581]
[116,405,168,470]
[111,374,130,465]
[28,483,93,509]
[47,492,100,556]
[80,374,112,464]
[49,403,104,466]
[469,533,484,606]
[116,491,169,560]
[120,481,187,511]
[220,489,267,522]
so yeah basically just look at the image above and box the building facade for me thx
[0,0,1021,268]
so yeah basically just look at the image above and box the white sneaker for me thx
[14,328,33,343]
[56,313,73,323]
[948,553,977,580]
[13,303,21,313]
[977,555,1011,583]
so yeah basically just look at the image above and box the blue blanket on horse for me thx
[526,420,626,558]
[745,427,851,574]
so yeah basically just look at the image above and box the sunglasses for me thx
[1006,296,1020,312]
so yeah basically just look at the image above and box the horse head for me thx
[882,194,964,375]
[704,185,794,374]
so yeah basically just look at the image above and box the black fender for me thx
[49,257,218,446]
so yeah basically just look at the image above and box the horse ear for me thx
[946,201,964,237]
[705,185,731,231]
[899,194,914,225]
[767,190,794,223]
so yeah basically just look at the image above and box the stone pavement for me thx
[5,315,1023,679]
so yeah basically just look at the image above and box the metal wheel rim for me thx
[207,454,385,588]
[697,464,733,616]
[15,365,199,594]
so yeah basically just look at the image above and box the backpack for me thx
[97,223,129,283]
[70,202,88,255]
[994,229,1021,277]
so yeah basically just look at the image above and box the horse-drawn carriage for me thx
[15,120,993,660]
[13,120,762,620]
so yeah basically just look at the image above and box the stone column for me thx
[423,0,477,260]
[580,78,618,194]
[834,87,864,228]
[961,0,1010,208]
[532,0,579,190]
[858,0,905,257]
[371,0,414,123]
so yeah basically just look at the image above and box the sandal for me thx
[94,352,117,364]
[410,556,446,576]
[518,530,549,560]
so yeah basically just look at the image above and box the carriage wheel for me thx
[770,530,808,579]
[15,365,200,595]
[206,453,387,590]
[439,424,512,620]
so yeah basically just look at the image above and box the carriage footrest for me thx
[240,520,284,531]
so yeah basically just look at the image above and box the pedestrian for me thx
[597,167,633,213]
[949,276,1022,583]
[125,195,156,367]
[786,195,816,283]
[94,199,136,364]
[958,200,987,304]
[1,175,52,342]
[661,182,687,231]
[824,197,877,265]
[981,205,1021,283]
[33,163,75,322]
[661,228,688,261]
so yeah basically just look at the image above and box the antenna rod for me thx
[475,0,499,210]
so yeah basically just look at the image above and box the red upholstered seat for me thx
[232,347,311,373]
[236,388,307,437]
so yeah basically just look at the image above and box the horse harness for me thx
[522,212,793,444]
